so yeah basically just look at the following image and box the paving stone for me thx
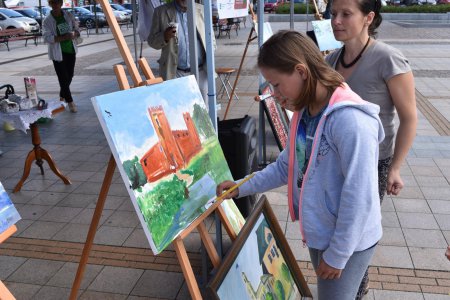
[270,204,289,223]
[88,266,144,294]
[57,193,98,208]
[393,198,431,213]
[381,212,401,228]
[104,211,140,228]
[4,281,41,300]
[12,219,34,236]
[19,220,66,239]
[371,246,413,269]
[406,157,436,167]
[72,208,114,225]
[381,197,396,212]
[131,270,184,298]
[47,262,103,290]
[93,225,134,246]
[422,187,450,200]
[122,229,149,249]
[373,289,424,300]
[264,191,288,206]
[51,223,90,243]
[8,190,40,205]
[379,227,407,247]
[397,212,439,229]
[403,229,448,248]
[80,290,127,299]
[27,191,68,206]
[8,258,64,285]
[435,214,450,230]
[288,239,311,262]
[285,220,301,240]
[39,206,84,223]
[423,293,450,299]
[16,204,52,220]
[0,256,27,280]
[394,186,424,199]
[428,200,450,214]
[409,247,450,272]
[415,176,450,187]
[32,285,71,300]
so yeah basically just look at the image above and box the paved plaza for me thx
[0,16,450,299]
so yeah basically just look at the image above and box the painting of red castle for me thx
[140,106,202,183]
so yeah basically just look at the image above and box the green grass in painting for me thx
[136,137,231,250]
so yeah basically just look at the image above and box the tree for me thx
[192,103,215,139]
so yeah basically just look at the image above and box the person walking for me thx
[217,30,385,300]
[148,0,210,103]
[326,0,417,297]
[42,0,80,113]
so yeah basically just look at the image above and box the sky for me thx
[92,76,205,162]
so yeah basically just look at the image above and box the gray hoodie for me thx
[238,83,385,269]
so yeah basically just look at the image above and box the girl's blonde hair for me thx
[258,30,344,110]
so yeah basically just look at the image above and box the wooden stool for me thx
[216,67,239,101]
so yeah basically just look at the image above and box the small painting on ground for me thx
[0,181,21,235]
[208,196,312,300]
[92,76,245,254]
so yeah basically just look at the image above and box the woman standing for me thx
[217,30,384,300]
[326,0,417,297]
[42,0,80,113]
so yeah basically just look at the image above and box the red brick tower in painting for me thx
[140,107,203,183]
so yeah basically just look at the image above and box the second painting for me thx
[92,76,245,254]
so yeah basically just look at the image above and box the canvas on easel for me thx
[92,75,245,254]
[311,19,342,52]
[0,181,21,235]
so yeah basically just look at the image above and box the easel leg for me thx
[197,222,220,269]
[69,155,116,300]
[13,148,36,193]
[173,238,203,300]
[0,279,15,300]
[40,148,71,185]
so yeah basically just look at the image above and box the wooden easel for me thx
[0,225,18,300]
[222,11,257,120]
[69,2,238,299]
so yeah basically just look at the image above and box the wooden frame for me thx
[208,195,312,299]
[260,83,290,151]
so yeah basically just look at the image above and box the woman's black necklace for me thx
[339,37,371,69]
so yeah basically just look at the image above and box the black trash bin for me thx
[218,115,258,218]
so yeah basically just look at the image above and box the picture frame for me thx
[208,195,312,299]
[92,76,245,255]
[260,82,290,151]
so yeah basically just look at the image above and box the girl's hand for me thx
[316,259,342,280]
[386,167,404,196]
[216,180,238,199]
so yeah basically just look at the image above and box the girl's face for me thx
[260,66,306,110]
[331,0,370,42]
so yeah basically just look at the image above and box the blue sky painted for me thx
[92,76,205,161]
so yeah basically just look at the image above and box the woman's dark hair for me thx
[258,30,344,110]
[358,0,383,37]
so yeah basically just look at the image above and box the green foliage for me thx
[274,280,286,300]
[265,292,275,300]
[276,3,450,13]
[275,3,309,14]
[123,156,147,190]
[381,4,450,13]
[137,175,187,245]
[192,104,216,139]
[280,262,292,283]
[185,138,231,184]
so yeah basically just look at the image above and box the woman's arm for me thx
[386,71,417,195]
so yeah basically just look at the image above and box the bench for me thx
[0,28,39,51]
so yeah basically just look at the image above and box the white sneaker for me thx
[68,102,77,113]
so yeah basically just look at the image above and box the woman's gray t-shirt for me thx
[326,41,411,160]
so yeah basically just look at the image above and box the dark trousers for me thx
[52,52,76,103]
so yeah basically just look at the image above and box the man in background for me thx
[148,0,210,103]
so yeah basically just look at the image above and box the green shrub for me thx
[276,3,450,13]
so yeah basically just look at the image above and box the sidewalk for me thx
[0,20,449,299]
